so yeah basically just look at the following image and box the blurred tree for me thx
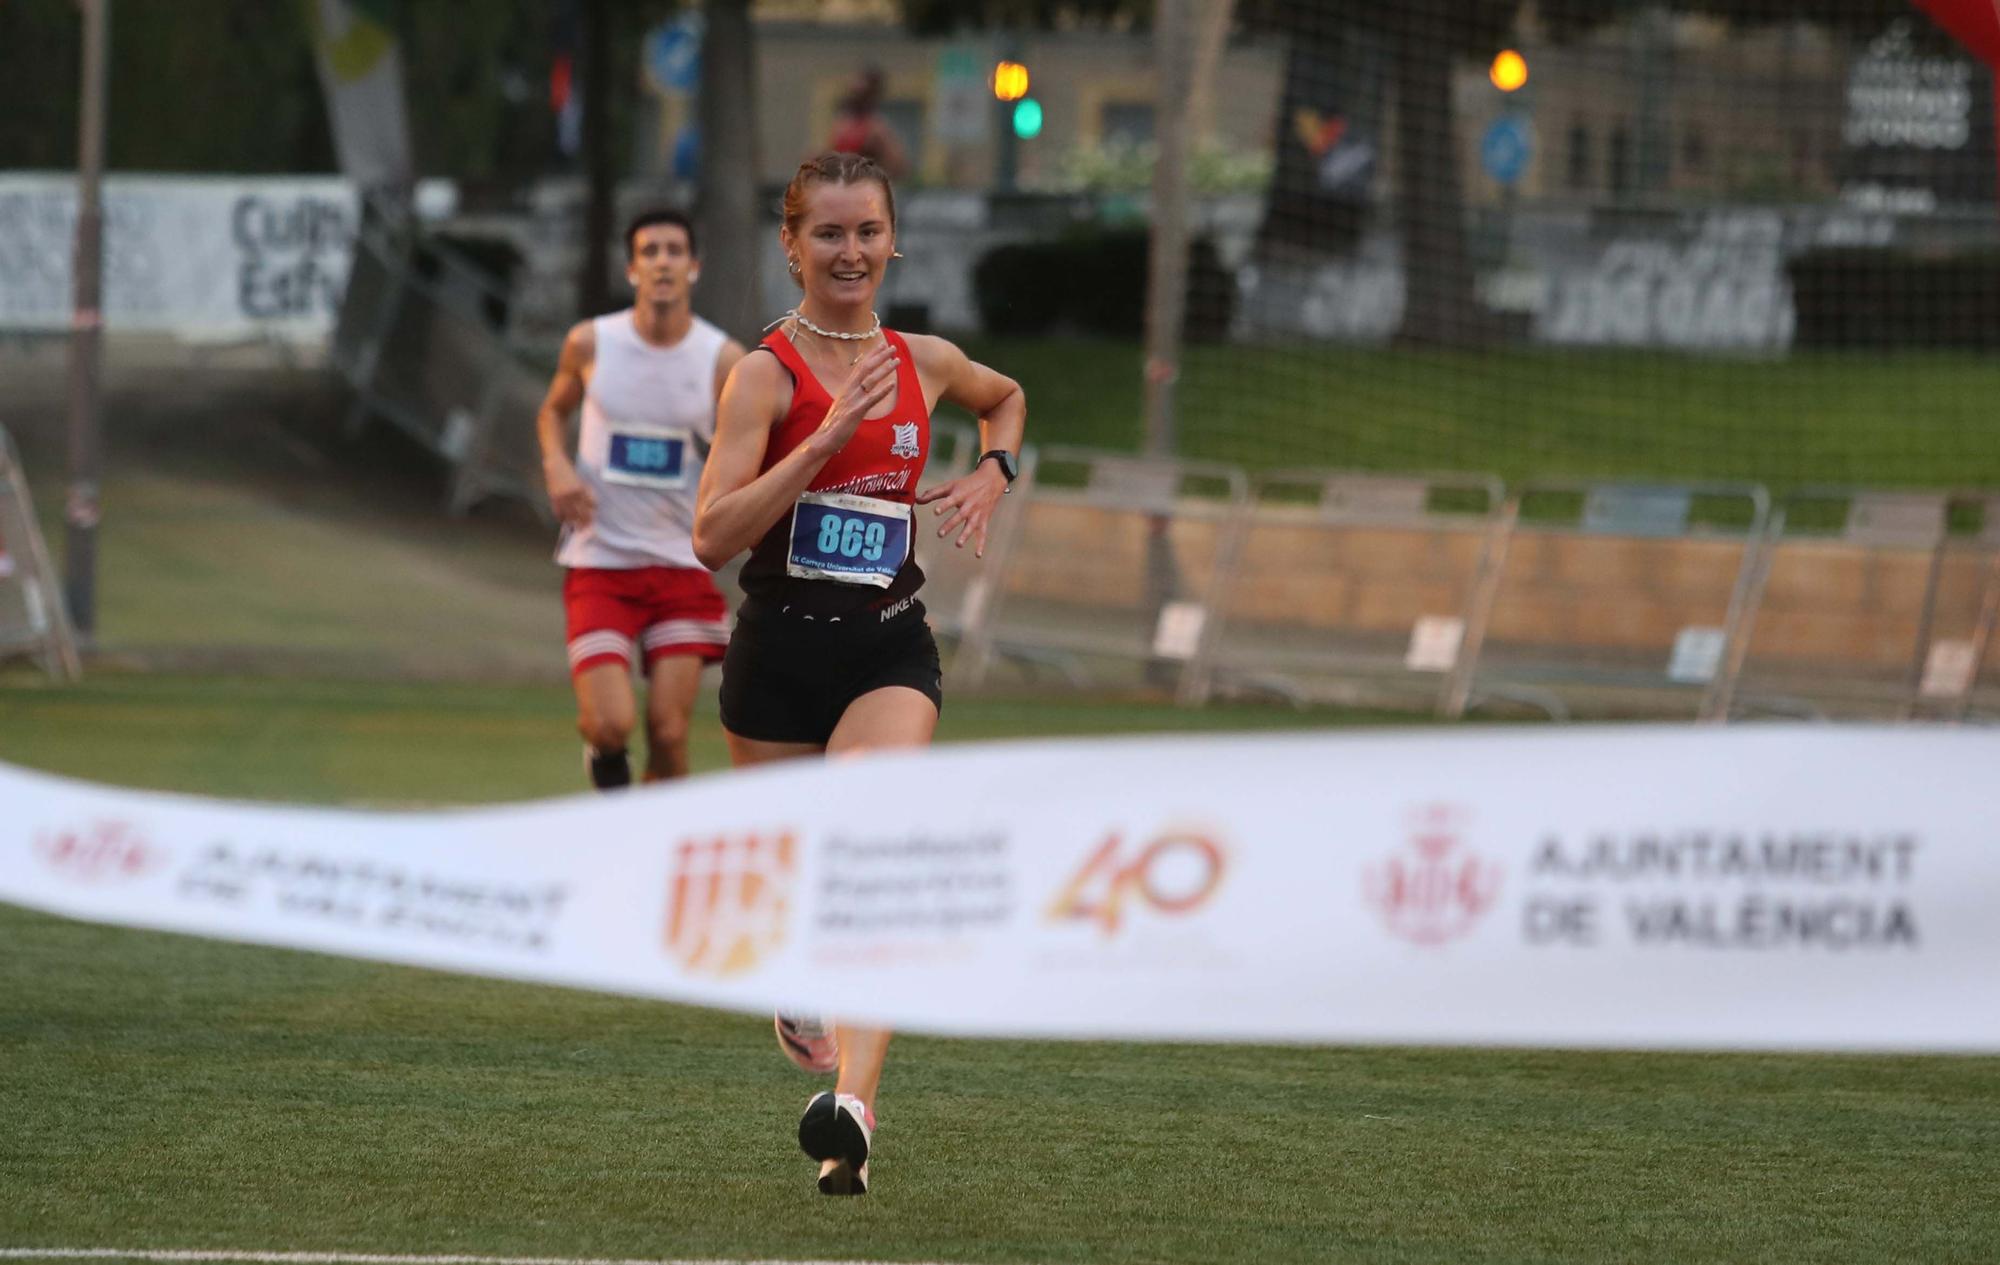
[1237,0,1525,348]
[696,0,764,343]
[0,0,333,171]
[398,0,563,192]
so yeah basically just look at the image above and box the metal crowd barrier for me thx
[0,423,82,681]
[917,418,1037,680]
[1907,493,2000,722]
[1179,469,1510,717]
[330,196,550,520]
[1464,480,1772,720]
[1721,488,1998,721]
[958,446,1249,692]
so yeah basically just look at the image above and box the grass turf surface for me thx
[955,339,2000,489]
[4,673,2000,1263]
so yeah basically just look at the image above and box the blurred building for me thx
[636,11,1978,211]
[639,18,1285,192]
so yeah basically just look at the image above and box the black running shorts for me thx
[719,596,943,746]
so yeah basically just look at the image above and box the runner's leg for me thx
[822,685,938,1110]
[642,653,705,781]
[575,662,637,788]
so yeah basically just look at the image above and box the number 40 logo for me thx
[1046,829,1227,936]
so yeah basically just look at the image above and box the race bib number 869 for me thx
[786,491,911,588]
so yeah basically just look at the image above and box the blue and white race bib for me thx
[602,425,693,489]
[786,491,912,588]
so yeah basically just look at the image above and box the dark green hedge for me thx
[1789,248,2000,349]
[973,229,1236,342]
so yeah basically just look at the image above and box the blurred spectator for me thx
[826,68,909,179]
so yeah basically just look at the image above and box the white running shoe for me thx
[798,1090,873,1196]
[774,1012,839,1074]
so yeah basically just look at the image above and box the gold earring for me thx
[892,251,904,259]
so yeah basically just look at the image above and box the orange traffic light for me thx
[992,60,1030,102]
[1489,49,1528,92]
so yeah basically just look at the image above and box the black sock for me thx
[588,747,631,791]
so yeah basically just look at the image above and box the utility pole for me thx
[1142,0,1194,460]
[65,0,110,642]
[1140,0,1195,684]
[578,0,614,318]
[993,36,1024,193]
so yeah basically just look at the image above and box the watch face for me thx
[988,450,1018,481]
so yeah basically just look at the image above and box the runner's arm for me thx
[536,322,595,527]
[694,342,900,569]
[711,338,748,406]
[913,337,1025,556]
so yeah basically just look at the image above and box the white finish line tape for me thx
[5,725,2000,1052]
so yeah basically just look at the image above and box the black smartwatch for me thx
[977,449,1019,492]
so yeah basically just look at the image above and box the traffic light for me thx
[992,60,1029,102]
[1012,97,1044,140]
[1489,49,1528,93]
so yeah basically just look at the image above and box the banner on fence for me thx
[0,175,358,340]
[4,726,1997,1052]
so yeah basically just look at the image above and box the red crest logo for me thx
[664,832,795,977]
[35,820,160,882]
[1364,805,1501,946]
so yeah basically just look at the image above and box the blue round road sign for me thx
[1481,116,1532,186]
[646,14,704,95]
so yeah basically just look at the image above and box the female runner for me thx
[692,152,1026,1196]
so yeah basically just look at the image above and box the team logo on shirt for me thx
[890,422,921,461]
[664,831,796,977]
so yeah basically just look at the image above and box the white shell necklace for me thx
[782,308,882,365]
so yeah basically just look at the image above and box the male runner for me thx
[536,208,746,788]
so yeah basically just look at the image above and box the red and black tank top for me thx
[740,327,930,615]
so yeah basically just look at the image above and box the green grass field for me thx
[5,674,2000,1264]
[958,339,2000,489]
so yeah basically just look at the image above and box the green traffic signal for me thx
[1012,97,1043,140]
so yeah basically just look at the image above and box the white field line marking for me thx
[0,1253,969,1265]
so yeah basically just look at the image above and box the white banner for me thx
[0,175,357,339]
[4,726,1998,1052]
[306,0,415,190]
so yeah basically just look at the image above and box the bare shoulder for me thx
[727,343,789,388]
[722,343,795,420]
[898,331,968,376]
[560,318,597,369]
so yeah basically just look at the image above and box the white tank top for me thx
[557,310,728,570]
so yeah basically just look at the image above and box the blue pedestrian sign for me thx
[1481,116,1532,187]
[645,13,704,96]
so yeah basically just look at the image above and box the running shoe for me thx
[774,1012,839,1074]
[798,1090,873,1196]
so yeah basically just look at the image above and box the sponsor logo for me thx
[890,422,921,461]
[1365,805,1501,946]
[877,593,918,623]
[179,844,568,951]
[665,832,795,977]
[824,470,911,497]
[36,820,160,883]
[1047,829,1227,937]
[808,832,1013,965]
[1526,829,1920,950]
